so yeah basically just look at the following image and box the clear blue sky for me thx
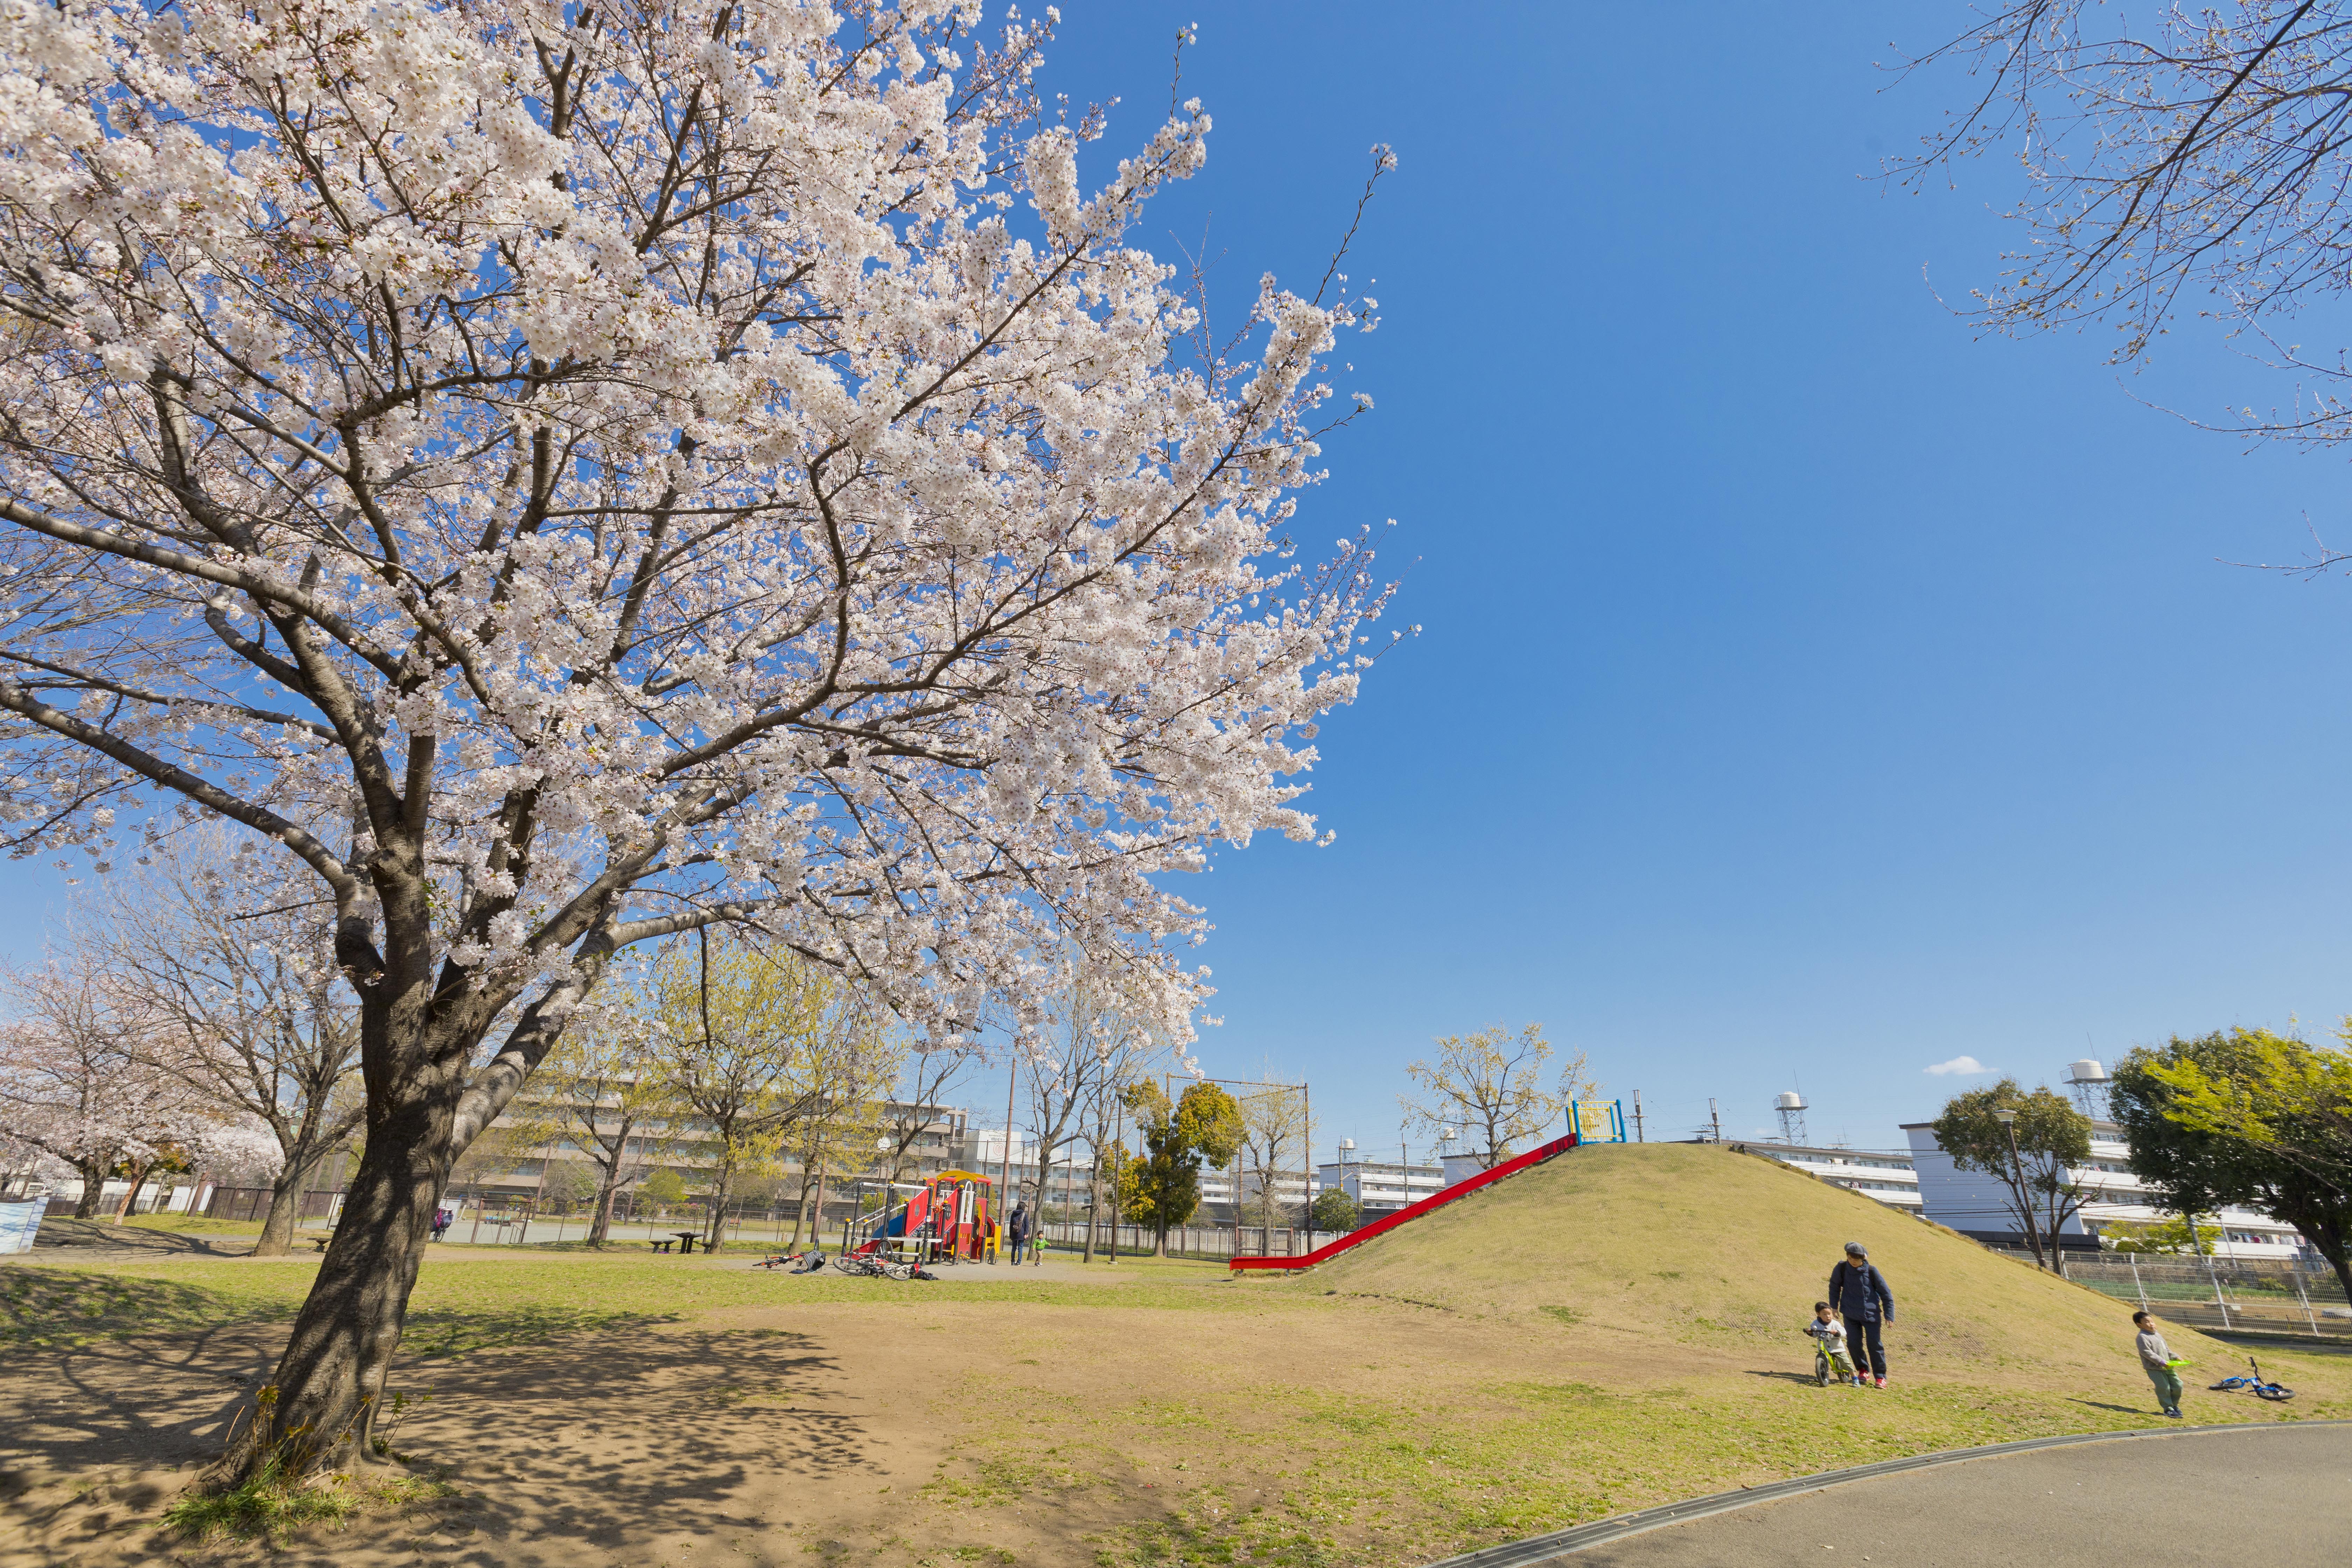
[7,4,2349,1162]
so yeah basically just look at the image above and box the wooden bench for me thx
[647,1238,675,1253]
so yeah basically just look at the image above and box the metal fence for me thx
[1989,1250,2351,1340]
[1032,1220,1315,1258]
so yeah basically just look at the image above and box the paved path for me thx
[1567,1423,2351,1566]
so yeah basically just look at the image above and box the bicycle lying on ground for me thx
[755,1249,826,1273]
[832,1250,937,1281]
[2208,1355,2295,1402]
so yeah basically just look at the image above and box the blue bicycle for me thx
[2208,1355,2295,1402]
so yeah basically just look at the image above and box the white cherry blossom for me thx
[0,0,1393,1480]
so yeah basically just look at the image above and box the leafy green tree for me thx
[538,1161,601,1214]
[2113,1030,2352,1305]
[1930,1080,2093,1271]
[1116,1081,1241,1254]
[2098,1214,2215,1256]
[1310,1187,1361,1236]
[636,1168,690,1218]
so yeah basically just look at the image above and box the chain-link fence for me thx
[1990,1250,2351,1340]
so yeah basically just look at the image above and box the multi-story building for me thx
[1200,1166,1314,1227]
[1725,1141,1923,1211]
[1902,1115,2311,1262]
[1315,1156,1443,1219]
[960,1129,1098,1215]
[456,1094,971,1213]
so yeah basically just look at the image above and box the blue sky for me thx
[1001,1,2352,1155]
[6,4,2349,1162]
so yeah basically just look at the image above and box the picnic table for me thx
[648,1231,702,1254]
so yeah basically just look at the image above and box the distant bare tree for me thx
[879,1044,978,1185]
[1019,967,1173,1254]
[95,840,361,1255]
[1236,1078,1311,1254]
[1399,1024,1596,1169]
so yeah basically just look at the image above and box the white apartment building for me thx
[1902,1117,2310,1262]
[1725,1141,1923,1211]
[962,1129,1097,1214]
[1315,1157,1443,1218]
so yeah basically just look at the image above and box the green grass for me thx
[0,1268,285,1350]
[161,1456,451,1544]
[115,1213,267,1235]
[0,1250,1261,1356]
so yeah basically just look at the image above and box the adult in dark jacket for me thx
[1830,1241,1895,1386]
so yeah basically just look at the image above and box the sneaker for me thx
[2165,1408,2183,1419]
[1873,1376,1887,1388]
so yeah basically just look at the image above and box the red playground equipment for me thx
[1228,1129,1583,1275]
[840,1169,997,1265]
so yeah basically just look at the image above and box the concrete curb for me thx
[1420,1418,2352,1567]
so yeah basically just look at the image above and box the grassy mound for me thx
[1293,1141,2220,1379]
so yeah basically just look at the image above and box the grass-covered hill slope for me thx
[1289,1141,2220,1379]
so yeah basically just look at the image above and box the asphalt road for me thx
[1569,1424,2352,1567]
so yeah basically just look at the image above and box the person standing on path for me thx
[2134,1310,2186,1418]
[1830,1241,1895,1387]
[1008,1201,1030,1265]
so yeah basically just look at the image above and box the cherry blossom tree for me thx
[0,950,275,1217]
[0,0,1394,1483]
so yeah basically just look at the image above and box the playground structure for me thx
[1231,1127,1578,1274]
[1568,1099,1629,1143]
[1230,1102,1626,1276]
[839,1168,996,1266]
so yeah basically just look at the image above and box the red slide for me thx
[1229,1130,1581,1274]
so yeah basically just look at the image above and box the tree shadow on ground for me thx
[0,1320,876,1568]
[28,1218,257,1259]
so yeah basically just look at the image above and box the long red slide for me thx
[1228,1129,1581,1274]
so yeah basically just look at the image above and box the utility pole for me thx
[1632,1091,1645,1143]
[998,1058,1017,1263]
[1708,1099,1722,1143]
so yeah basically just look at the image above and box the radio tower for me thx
[1775,1091,1809,1145]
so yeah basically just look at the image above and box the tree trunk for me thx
[2321,1243,2352,1316]
[588,1152,623,1247]
[206,1072,459,1488]
[253,1156,318,1258]
[71,1157,108,1219]
[2004,1175,2046,1269]
[1083,1148,1101,1263]
[703,1159,733,1251]
[112,1159,156,1224]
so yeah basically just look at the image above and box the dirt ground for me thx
[0,1268,1721,1568]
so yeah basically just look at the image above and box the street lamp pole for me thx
[1994,1107,2043,1270]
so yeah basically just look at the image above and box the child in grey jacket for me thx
[2134,1310,2184,1418]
